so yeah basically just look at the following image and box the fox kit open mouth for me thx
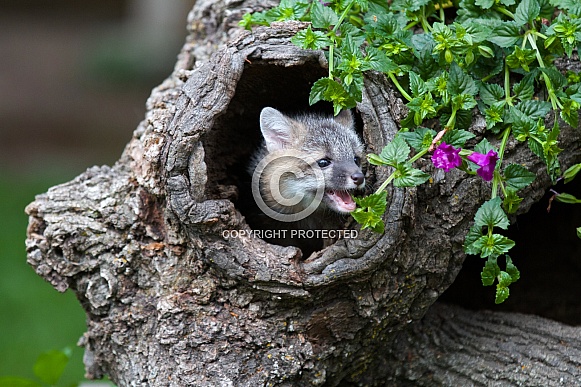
[324,189,357,213]
[248,107,365,253]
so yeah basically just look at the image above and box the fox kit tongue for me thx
[327,190,356,212]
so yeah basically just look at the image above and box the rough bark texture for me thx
[25,1,581,386]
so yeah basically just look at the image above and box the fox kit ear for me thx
[260,107,294,152]
[333,109,354,128]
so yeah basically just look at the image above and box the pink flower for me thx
[467,150,498,181]
[432,142,462,172]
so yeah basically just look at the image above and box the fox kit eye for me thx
[354,156,361,166]
[317,158,331,168]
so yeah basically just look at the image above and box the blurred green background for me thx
[0,0,193,384]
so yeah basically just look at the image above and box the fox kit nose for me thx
[351,172,365,186]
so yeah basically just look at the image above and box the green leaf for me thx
[393,162,431,187]
[489,22,521,48]
[560,98,580,128]
[506,46,537,72]
[409,71,427,97]
[474,137,496,155]
[504,164,536,190]
[479,82,505,106]
[363,47,398,73]
[0,377,42,387]
[512,73,535,101]
[352,191,387,233]
[475,0,495,9]
[514,0,541,27]
[474,197,510,230]
[503,189,523,214]
[291,26,331,50]
[368,153,388,166]
[442,129,475,147]
[495,283,510,303]
[540,67,568,91]
[577,227,581,239]
[554,192,581,204]
[464,225,484,255]
[563,163,581,184]
[448,62,478,96]
[515,100,552,120]
[505,255,520,282]
[475,234,516,258]
[311,0,339,29]
[309,78,357,114]
[400,127,436,151]
[379,136,411,166]
[33,349,71,385]
[481,257,500,286]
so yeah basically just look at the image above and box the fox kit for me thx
[249,107,365,254]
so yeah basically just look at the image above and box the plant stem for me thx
[387,72,413,102]
[495,6,515,20]
[374,148,429,195]
[527,33,563,110]
[491,127,511,199]
[332,1,355,34]
[329,43,335,78]
[504,64,512,105]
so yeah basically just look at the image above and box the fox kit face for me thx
[254,107,365,219]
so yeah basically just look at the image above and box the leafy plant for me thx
[241,0,581,303]
[0,348,76,387]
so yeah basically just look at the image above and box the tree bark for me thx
[25,1,581,386]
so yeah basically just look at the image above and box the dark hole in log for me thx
[441,177,581,326]
[200,61,365,257]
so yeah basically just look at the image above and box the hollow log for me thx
[25,1,581,386]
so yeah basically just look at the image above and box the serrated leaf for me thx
[505,255,520,282]
[495,283,510,303]
[363,47,398,73]
[512,73,535,101]
[409,71,427,97]
[400,127,436,151]
[354,191,388,214]
[448,62,478,96]
[503,189,523,214]
[464,225,484,255]
[379,136,411,166]
[352,191,387,233]
[309,78,357,113]
[442,129,476,147]
[368,153,389,166]
[475,0,495,9]
[393,162,430,187]
[481,257,500,286]
[474,197,510,230]
[514,0,541,27]
[474,137,496,155]
[489,22,521,48]
[515,100,552,120]
[479,82,505,106]
[476,234,515,258]
[311,0,339,29]
[577,227,581,239]
[504,164,536,190]
[33,349,70,385]
[291,26,331,50]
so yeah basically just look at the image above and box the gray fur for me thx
[250,107,365,216]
